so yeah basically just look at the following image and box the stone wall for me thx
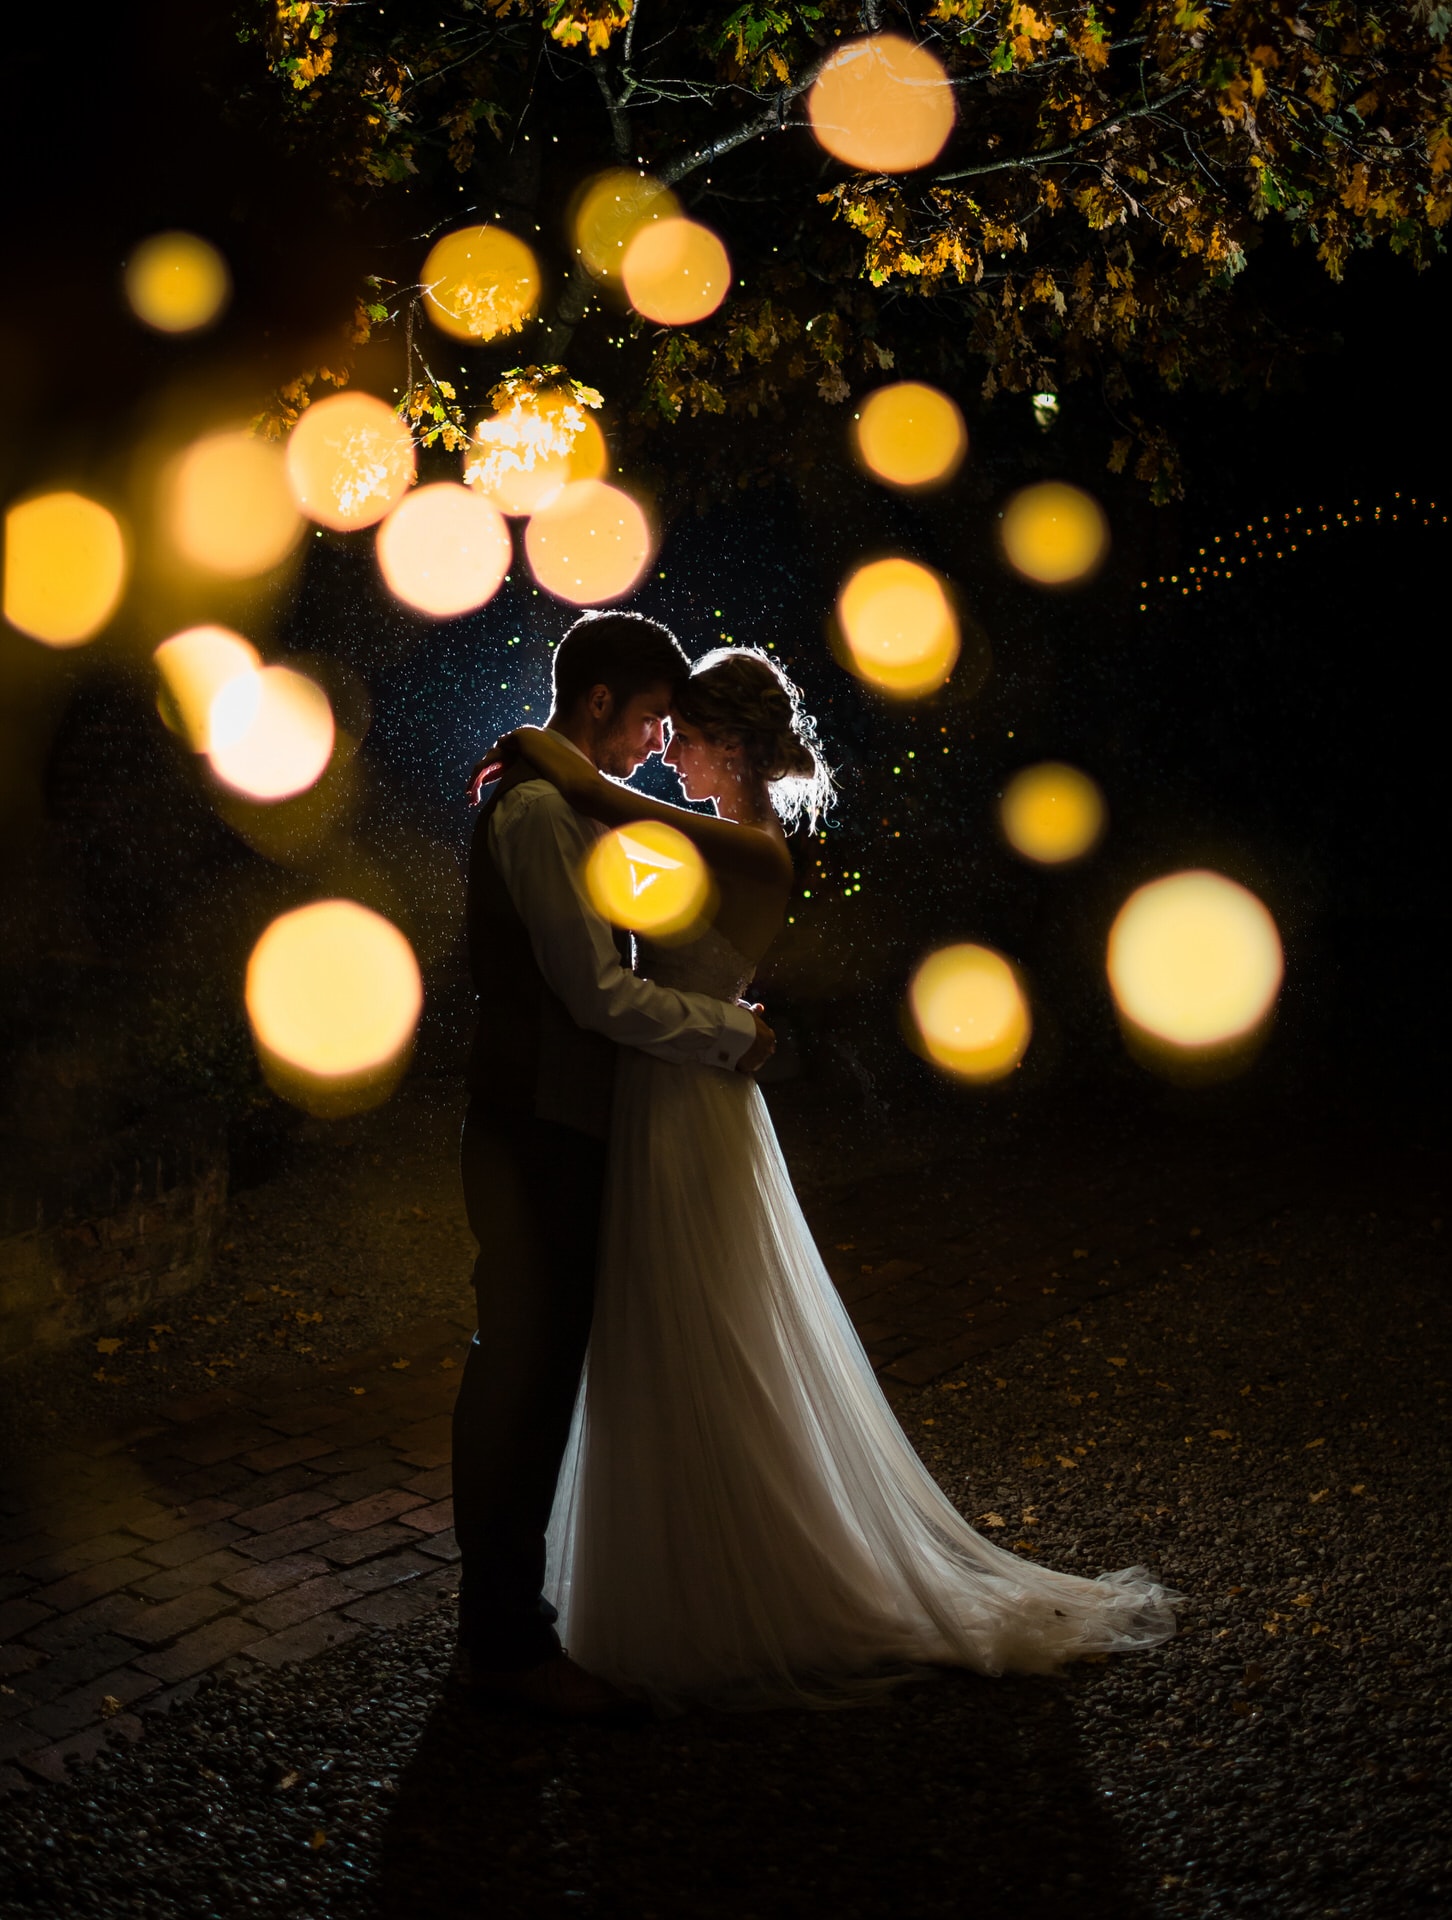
[0,1114,228,1362]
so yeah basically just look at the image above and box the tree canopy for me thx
[245,1,1452,500]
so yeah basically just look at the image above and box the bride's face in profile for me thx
[662,716,736,807]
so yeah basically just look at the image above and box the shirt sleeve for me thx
[489,781,758,1072]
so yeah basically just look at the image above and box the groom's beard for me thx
[596,736,646,781]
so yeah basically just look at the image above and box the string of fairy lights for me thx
[1139,493,1446,609]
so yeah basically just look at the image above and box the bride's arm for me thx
[505,727,793,887]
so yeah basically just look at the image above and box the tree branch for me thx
[932,83,1197,183]
[595,64,631,162]
[656,57,830,188]
[949,35,1147,86]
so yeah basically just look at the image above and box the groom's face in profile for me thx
[591,680,674,780]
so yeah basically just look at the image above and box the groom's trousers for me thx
[451,1101,607,1669]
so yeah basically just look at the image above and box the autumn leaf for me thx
[390,1358,411,1371]
[978,1511,1007,1528]
[96,1337,123,1355]
[309,1829,327,1849]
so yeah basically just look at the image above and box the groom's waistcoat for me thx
[465,767,628,1141]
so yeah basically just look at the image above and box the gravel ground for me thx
[1,1171,1446,1919]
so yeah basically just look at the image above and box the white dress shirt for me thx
[488,770,757,1127]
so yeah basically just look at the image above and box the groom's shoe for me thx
[453,1649,650,1724]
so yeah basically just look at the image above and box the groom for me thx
[451,609,775,1719]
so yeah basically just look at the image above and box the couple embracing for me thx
[450,609,1179,1722]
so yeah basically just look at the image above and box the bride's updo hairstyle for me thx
[673,647,835,831]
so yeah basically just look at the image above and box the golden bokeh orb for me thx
[854,382,966,490]
[1000,762,1106,865]
[524,479,652,605]
[3,492,127,648]
[208,664,335,802]
[584,821,715,941]
[573,171,681,281]
[464,393,609,517]
[837,556,960,698]
[808,34,955,173]
[1000,482,1109,586]
[154,625,261,751]
[421,227,540,343]
[376,482,512,618]
[123,232,230,334]
[246,899,423,1082]
[167,430,302,578]
[622,218,731,326]
[285,392,417,533]
[1107,870,1283,1049]
[909,944,1031,1082]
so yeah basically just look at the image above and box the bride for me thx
[502,645,1180,1713]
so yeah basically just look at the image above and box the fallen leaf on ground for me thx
[1308,1488,1330,1503]
[276,1769,302,1792]
[348,1387,366,1397]
[440,1357,456,1370]
[99,1695,122,1717]
[978,1512,1007,1528]
[96,1337,122,1355]
[390,1358,411,1371]
[309,1829,327,1849]
[1210,1429,1233,1440]
[1107,1356,1127,1368]
[1055,1455,1079,1470]
[1305,1437,1326,1449]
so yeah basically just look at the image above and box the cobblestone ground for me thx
[0,1073,1446,1918]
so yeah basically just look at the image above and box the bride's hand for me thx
[502,726,598,804]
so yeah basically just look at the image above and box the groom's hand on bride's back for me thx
[737,1005,776,1075]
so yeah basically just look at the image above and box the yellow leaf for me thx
[978,1511,1007,1528]
[1210,1429,1233,1440]
[1308,1488,1330,1503]
[100,1695,123,1717]
[1304,1437,1325,1449]
[309,1830,327,1850]
[1107,1356,1127,1368]
[96,1337,123,1355]
[390,1358,411,1371]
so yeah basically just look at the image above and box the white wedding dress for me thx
[544,924,1181,1712]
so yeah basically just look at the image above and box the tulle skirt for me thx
[544,1054,1181,1712]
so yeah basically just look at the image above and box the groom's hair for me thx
[551,611,689,716]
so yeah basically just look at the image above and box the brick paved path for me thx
[0,1108,1325,1797]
